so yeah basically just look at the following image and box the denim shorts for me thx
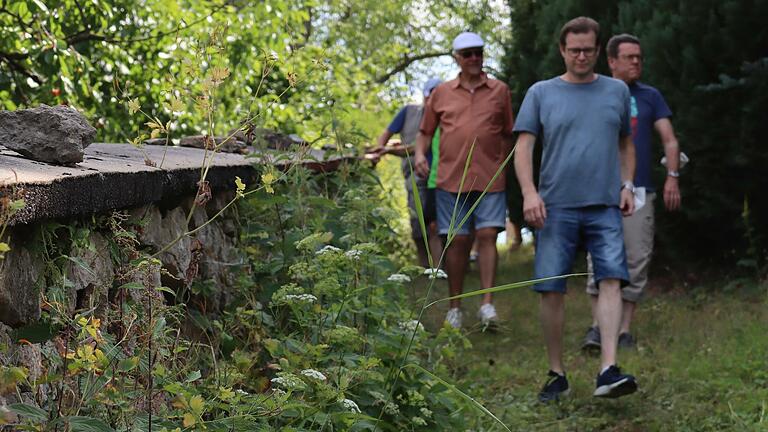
[533,206,629,293]
[435,189,506,236]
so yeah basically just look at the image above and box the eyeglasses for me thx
[565,47,597,58]
[459,49,484,59]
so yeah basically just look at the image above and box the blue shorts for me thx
[533,206,629,293]
[436,189,506,236]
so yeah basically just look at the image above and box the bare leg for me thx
[540,292,566,374]
[620,300,636,334]
[428,221,444,268]
[446,234,472,308]
[589,294,598,327]
[596,278,622,370]
[414,238,429,268]
[475,227,498,304]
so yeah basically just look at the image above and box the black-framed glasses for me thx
[459,49,484,59]
[565,47,597,58]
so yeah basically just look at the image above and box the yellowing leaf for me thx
[211,66,230,82]
[0,243,9,253]
[189,394,205,415]
[235,176,246,197]
[127,99,140,114]
[182,413,196,427]
[170,96,184,113]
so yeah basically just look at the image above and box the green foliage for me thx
[1,161,486,430]
[502,0,768,269]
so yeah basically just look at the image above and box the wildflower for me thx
[423,268,448,279]
[235,389,249,396]
[300,368,327,381]
[420,407,433,418]
[315,245,342,255]
[383,401,400,415]
[340,398,361,413]
[387,273,411,283]
[398,320,425,333]
[411,416,427,426]
[270,373,306,390]
[261,171,276,194]
[344,249,363,260]
[283,294,318,304]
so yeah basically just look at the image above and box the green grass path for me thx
[413,247,768,431]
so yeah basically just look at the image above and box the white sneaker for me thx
[477,303,498,326]
[445,308,462,329]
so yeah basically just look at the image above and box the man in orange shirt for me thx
[415,32,515,329]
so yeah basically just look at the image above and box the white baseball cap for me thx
[422,78,442,97]
[452,32,484,51]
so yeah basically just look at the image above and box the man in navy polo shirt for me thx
[581,34,682,350]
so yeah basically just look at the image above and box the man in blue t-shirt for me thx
[370,78,443,267]
[513,17,638,402]
[581,34,682,351]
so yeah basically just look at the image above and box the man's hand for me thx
[620,188,635,216]
[522,191,547,229]
[663,176,681,211]
[414,152,430,178]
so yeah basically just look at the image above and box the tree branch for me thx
[375,51,452,84]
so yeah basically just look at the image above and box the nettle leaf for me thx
[8,403,47,422]
[66,416,115,432]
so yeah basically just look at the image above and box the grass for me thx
[412,246,768,431]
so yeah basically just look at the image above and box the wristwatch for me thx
[621,180,635,194]
[667,170,680,178]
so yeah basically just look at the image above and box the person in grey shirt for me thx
[513,16,638,402]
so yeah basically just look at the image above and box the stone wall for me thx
[0,141,352,417]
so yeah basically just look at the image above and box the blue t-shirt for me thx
[387,107,408,133]
[387,106,434,168]
[514,75,631,208]
[628,82,672,192]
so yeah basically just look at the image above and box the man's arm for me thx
[514,132,546,228]
[619,134,636,216]
[414,132,432,178]
[655,118,681,211]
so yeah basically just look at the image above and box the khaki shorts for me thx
[586,193,655,302]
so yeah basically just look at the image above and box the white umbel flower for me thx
[316,245,342,255]
[300,368,327,381]
[340,398,361,413]
[423,268,447,279]
[344,249,363,260]
[387,273,411,283]
[284,294,318,303]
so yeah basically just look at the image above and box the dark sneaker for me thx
[618,332,636,349]
[581,326,601,351]
[538,370,570,403]
[594,365,638,398]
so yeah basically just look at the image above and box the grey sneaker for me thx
[445,308,462,329]
[581,326,601,351]
[618,332,636,349]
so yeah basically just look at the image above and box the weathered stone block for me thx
[0,231,42,327]
[0,105,97,165]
